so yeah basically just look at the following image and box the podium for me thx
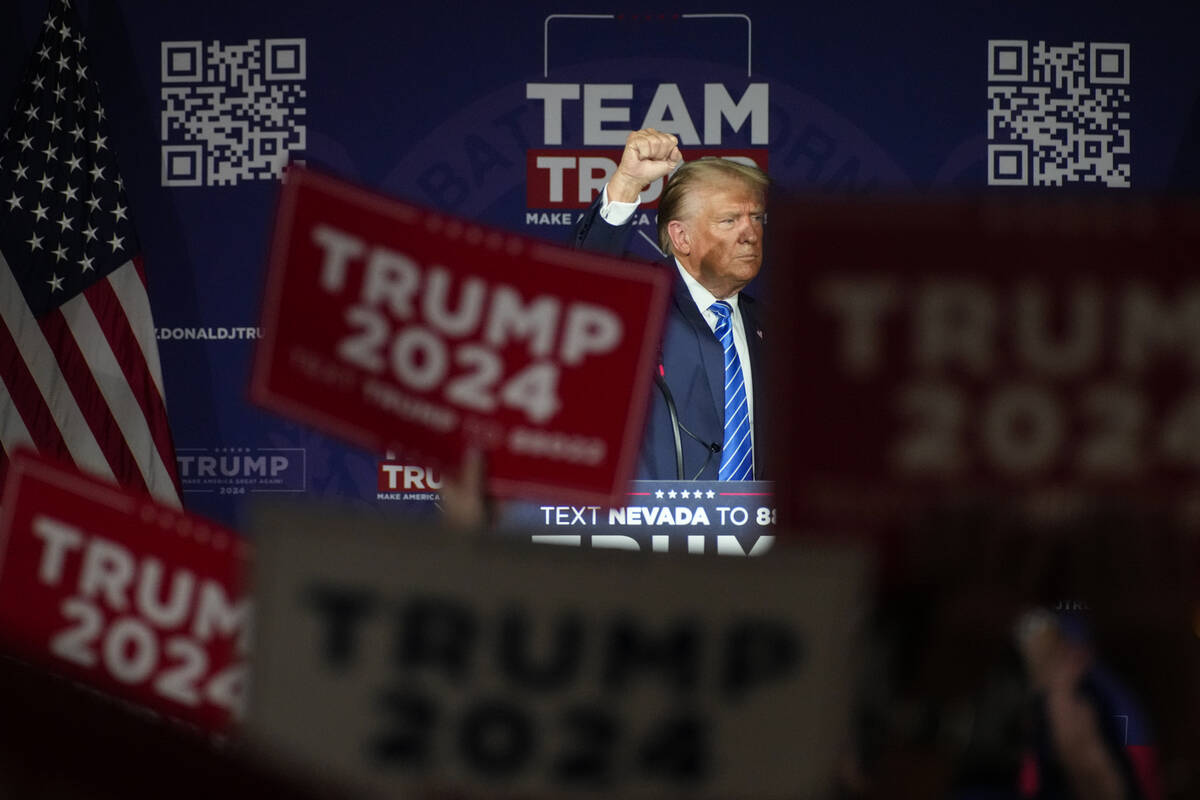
[499,480,777,555]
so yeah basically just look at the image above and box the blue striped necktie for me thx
[710,301,753,481]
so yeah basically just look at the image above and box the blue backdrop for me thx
[4,0,1199,529]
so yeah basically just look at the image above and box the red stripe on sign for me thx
[37,308,149,497]
[1127,745,1163,800]
[0,317,70,465]
[85,275,179,493]
[1017,749,1038,797]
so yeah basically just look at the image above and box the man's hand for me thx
[439,447,489,531]
[607,128,682,203]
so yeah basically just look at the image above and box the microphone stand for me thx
[654,363,722,481]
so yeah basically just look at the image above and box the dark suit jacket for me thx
[571,198,766,480]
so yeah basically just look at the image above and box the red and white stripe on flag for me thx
[0,255,180,507]
[0,0,179,506]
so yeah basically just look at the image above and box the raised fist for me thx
[607,128,683,203]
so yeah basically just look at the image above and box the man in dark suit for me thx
[572,128,768,481]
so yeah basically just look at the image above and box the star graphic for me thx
[706,489,716,499]
[112,203,127,222]
[81,223,97,241]
[84,193,101,212]
[69,124,84,141]
[23,105,38,121]
[37,173,53,191]
[31,75,45,90]
[52,243,68,262]
[90,133,106,151]
[667,489,677,499]
[31,202,48,221]
[5,192,21,211]
[679,490,691,499]
[47,274,63,292]
[56,54,69,72]
[56,212,73,232]
[89,164,105,182]
[78,254,94,272]
[11,163,28,180]
[107,232,124,253]
[654,490,664,499]
[27,232,43,251]
[59,184,78,202]
[65,154,82,172]
[17,135,33,151]
[47,113,61,131]
[41,144,56,162]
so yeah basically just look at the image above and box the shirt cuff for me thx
[598,184,640,225]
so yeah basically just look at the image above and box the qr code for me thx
[160,39,307,187]
[988,40,1130,188]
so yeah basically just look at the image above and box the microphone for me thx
[654,356,722,480]
[653,363,684,480]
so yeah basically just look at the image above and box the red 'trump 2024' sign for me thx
[252,165,671,505]
[0,451,251,732]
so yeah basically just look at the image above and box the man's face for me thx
[676,178,765,299]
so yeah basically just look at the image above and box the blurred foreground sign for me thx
[768,198,1200,530]
[251,165,670,506]
[247,503,869,799]
[0,451,251,732]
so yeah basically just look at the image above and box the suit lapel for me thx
[669,268,726,428]
[740,295,766,479]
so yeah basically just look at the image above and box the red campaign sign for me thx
[767,198,1200,532]
[0,450,251,733]
[526,148,769,209]
[252,165,672,505]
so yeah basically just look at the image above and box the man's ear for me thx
[667,220,690,255]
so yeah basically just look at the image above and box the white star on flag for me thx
[0,0,180,505]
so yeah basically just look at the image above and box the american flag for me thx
[0,0,180,507]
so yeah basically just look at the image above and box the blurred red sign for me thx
[768,198,1200,531]
[0,450,251,732]
[252,165,670,505]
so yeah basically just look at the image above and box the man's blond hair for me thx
[656,158,769,255]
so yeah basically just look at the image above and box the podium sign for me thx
[502,479,777,556]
